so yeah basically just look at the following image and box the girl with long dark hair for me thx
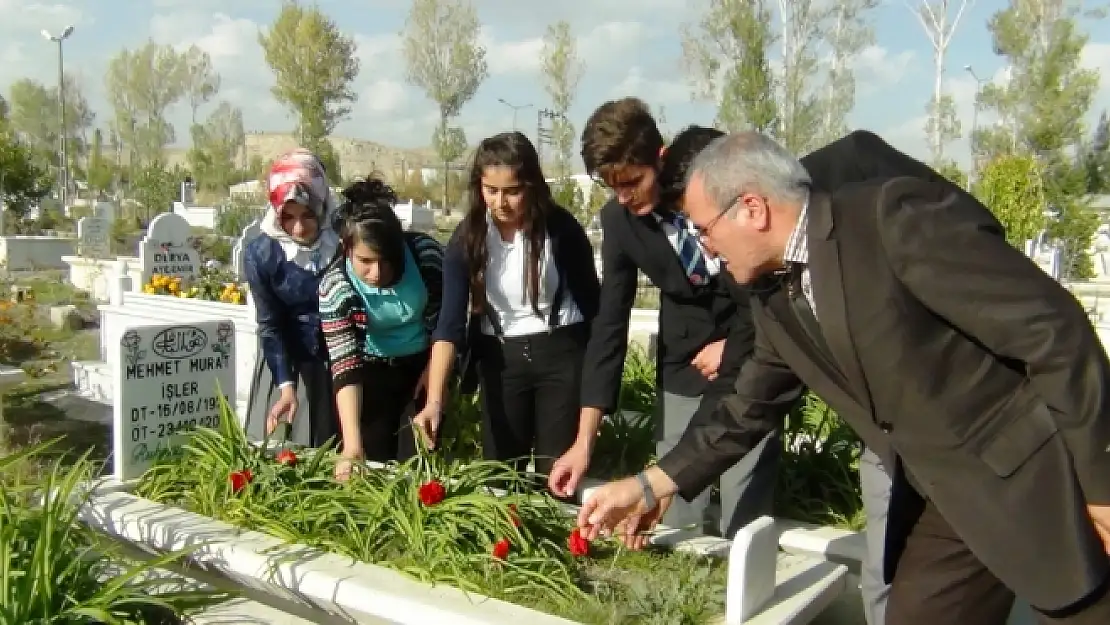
[318,176,444,479]
[412,131,601,477]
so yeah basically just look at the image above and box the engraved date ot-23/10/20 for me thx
[128,413,222,442]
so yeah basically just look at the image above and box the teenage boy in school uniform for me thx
[547,98,778,540]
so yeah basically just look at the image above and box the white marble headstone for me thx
[139,212,201,286]
[113,320,236,480]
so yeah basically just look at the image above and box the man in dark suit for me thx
[546,98,780,541]
[578,131,1110,624]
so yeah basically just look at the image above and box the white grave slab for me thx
[77,215,111,258]
[113,320,237,480]
[231,217,264,280]
[139,212,201,286]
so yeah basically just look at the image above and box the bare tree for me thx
[909,0,973,164]
[541,20,584,178]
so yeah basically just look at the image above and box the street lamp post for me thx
[497,98,533,131]
[964,64,987,185]
[42,25,75,211]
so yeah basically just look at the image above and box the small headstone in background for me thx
[139,213,201,286]
[77,215,112,258]
[49,305,84,331]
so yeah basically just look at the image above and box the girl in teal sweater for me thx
[318,177,443,477]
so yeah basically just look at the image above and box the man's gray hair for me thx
[688,132,812,212]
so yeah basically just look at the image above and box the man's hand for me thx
[548,439,593,498]
[1089,504,1110,554]
[577,476,665,549]
[691,339,725,381]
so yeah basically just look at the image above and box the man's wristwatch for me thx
[635,471,657,509]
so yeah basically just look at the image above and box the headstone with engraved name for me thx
[139,212,201,286]
[77,216,111,258]
[113,320,236,480]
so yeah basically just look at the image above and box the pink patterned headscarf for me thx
[266,148,332,220]
[260,148,339,258]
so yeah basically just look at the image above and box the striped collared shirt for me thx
[782,193,815,317]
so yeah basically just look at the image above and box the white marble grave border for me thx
[78,467,846,625]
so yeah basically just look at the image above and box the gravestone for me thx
[112,320,237,480]
[93,201,116,221]
[231,218,263,280]
[139,212,201,286]
[77,216,111,258]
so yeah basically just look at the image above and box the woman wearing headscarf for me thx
[242,148,339,447]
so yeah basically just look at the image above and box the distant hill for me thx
[163,132,443,180]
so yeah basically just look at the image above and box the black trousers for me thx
[355,350,429,462]
[886,498,1110,625]
[476,323,587,476]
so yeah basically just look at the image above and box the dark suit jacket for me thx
[580,199,750,412]
[657,177,1110,611]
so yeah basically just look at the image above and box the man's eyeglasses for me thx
[692,193,743,242]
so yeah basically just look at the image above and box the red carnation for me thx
[418,480,447,506]
[229,469,253,494]
[275,449,297,467]
[492,538,510,560]
[568,528,590,557]
[508,504,521,527]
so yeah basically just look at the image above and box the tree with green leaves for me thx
[259,0,359,176]
[7,76,94,171]
[973,154,1046,248]
[1082,111,1109,193]
[541,21,584,178]
[773,0,829,153]
[181,47,221,126]
[86,128,115,195]
[105,42,190,166]
[908,0,971,165]
[681,0,778,134]
[401,0,488,213]
[818,0,878,146]
[187,101,246,193]
[0,126,52,229]
[131,161,181,222]
[977,0,1103,278]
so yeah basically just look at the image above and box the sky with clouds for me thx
[2,0,1108,171]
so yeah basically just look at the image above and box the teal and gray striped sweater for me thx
[318,232,444,390]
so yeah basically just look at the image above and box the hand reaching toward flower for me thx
[548,440,592,498]
[412,401,441,450]
[577,468,677,550]
[267,385,298,435]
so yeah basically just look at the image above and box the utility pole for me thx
[497,98,533,132]
[41,25,75,211]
